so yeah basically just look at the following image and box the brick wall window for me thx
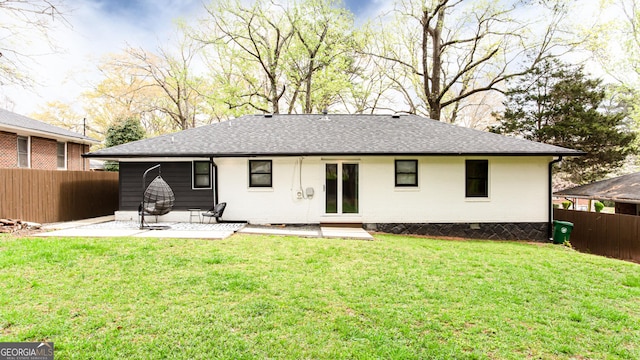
[17,136,29,168]
[2,135,89,171]
[57,142,66,169]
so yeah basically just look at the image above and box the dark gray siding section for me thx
[119,162,214,211]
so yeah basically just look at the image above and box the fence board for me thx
[554,208,640,263]
[0,169,119,223]
[595,214,608,257]
[618,215,636,261]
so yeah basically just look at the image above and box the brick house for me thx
[0,108,98,170]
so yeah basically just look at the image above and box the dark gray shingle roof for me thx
[0,108,96,143]
[554,172,640,203]
[86,114,583,158]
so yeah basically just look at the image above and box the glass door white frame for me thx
[324,162,359,215]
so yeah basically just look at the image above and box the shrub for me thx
[594,201,605,212]
[562,201,571,209]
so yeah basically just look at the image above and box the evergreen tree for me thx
[491,59,637,185]
[103,118,146,171]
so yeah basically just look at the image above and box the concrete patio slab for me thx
[238,226,321,237]
[134,230,234,239]
[320,227,373,240]
[36,219,245,240]
[41,215,115,230]
[35,217,374,240]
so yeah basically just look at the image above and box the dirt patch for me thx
[1,228,47,238]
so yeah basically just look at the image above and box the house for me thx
[0,108,98,170]
[89,159,106,171]
[554,172,640,215]
[85,114,582,241]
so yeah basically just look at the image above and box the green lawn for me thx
[1,234,639,359]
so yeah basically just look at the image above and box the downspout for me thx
[548,156,563,240]
[210,157,218,206]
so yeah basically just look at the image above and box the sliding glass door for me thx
[325,163,358,214]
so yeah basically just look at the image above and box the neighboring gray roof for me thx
[89,159,105,170]
[554,172,640,204]
[0,108,97,143]
[85,113,583,158]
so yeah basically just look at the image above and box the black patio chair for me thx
[201,202,226,224]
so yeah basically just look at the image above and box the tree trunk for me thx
[288,87,300,114]
[421,9,431,119]
[429,6,445,121]
[270,75,279,114]
[429,104,441,121]
[304,60,314,114]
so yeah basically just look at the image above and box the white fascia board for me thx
[0,124,98,145]
[556,194,640,204]
[116,157,213,162]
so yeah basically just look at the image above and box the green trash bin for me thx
[553,220,573,244]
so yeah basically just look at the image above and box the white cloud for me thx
[0,0,202,114]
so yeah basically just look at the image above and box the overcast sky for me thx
[1,0,384,114]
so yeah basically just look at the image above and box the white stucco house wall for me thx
[85,113,582,241]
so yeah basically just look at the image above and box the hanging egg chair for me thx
[139,164,175,229]
[143,176,175,215]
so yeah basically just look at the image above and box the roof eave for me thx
[553,193,640,204]
[84,150,585,159]
[0,124,99,144]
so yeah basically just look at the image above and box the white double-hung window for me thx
[17,136,29,168]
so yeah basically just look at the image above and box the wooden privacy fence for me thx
[554,208,640,263]
[0,169,119,224]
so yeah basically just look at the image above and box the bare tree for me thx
[285,0,356,113]
[337,51,398,114]
[196,0,293,114]
[0,0,67,86]
[453,91,503,130]
[365,0,576,122]
[583,0,640,85]
[194,0,362,115]
[120,45,204,129]
[102,33,213,131]
[82,52,163,136]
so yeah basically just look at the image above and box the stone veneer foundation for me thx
[365,222,550,242]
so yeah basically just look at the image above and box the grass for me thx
[0,233,639,359]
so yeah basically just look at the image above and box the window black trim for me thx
[249,160,272,188]
[193,161,212,189]
[395,159,418,187]
[465,159,489,198]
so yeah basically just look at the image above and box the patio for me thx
[37,216,373,240]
